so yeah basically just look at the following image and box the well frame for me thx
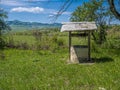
[61,22,97,63]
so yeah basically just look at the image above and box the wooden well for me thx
[61,22,97,63]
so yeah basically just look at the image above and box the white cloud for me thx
[52,11,71,15]
[63,12,71,15]
[10,6,71,15]
[48,15,54,17]
[1,0,25,6]
[11,7,44,13]
[47,8,71,18]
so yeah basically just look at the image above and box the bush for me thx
[6,35,15,48]
[0,37,6,60]
[33,31,65,52]
[0,37,6,50]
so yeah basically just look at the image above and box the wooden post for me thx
[88,31,91,61]
[69,31,71,61]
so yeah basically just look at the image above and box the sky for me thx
[0,0,89,23]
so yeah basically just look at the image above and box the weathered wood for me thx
[88,31,91,61]
[61,22,97,32]
[71,33,88,37]
[69,31,71,61]
[60,22,97,63]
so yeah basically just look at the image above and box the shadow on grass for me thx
[93,57,114,63]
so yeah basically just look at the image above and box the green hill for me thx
[7,20,62,31]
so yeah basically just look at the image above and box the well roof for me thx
[61,22,97,32]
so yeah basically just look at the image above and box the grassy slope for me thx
[0,29,120,90]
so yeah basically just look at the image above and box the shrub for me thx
[6,35,15,48]
[0,36,6,50]
[17,42,29,50]
[56,38,65,47]
[33,30,66,52]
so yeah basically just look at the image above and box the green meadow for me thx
[0,27,120,90]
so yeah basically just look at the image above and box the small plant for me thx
[17,42,29,50]
[0,50,5,60]
[32,30,42,50]
[57,38,65,47]
[33,30,42,41]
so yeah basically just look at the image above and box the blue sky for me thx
[0,0,89,23]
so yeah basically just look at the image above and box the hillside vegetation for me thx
[7,20,62,31]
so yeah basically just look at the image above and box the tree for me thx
[47,0,120,22]
[108,0,120,20]
[70,0,114,44]
[0,8,10,49]
[0,9,10,34]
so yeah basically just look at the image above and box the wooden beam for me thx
[88,31,91,61]
[71,33,88,37]
[69,31,71,61]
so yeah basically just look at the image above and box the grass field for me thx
[0,48,120,90]
[0,27,120,90]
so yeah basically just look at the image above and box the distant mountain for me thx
[7,20,62,31]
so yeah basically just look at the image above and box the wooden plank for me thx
[61,22,97,32]
[71,33,88,37]
[69,31,71,61]
[88,31,91,61]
